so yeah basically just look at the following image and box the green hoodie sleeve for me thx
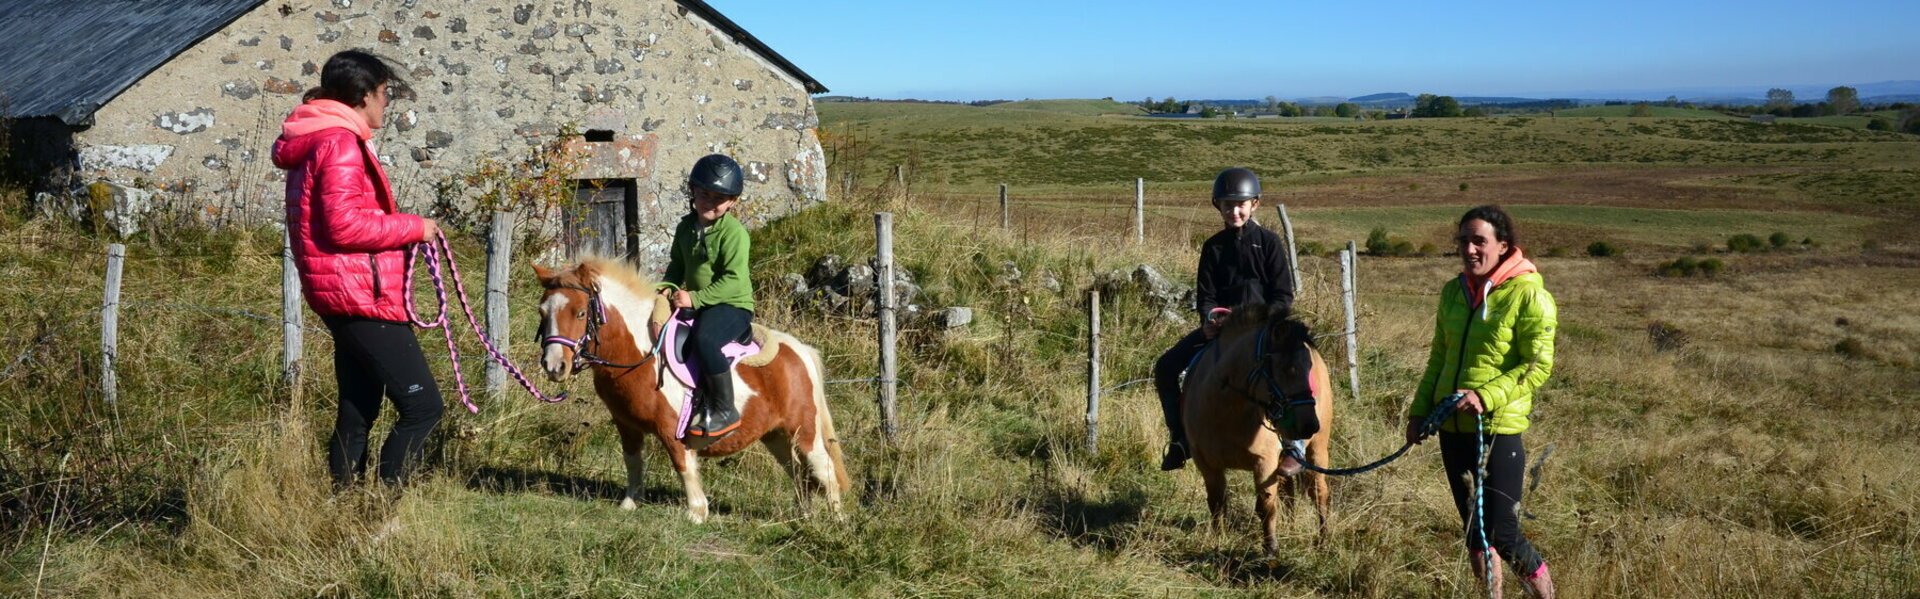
[1410,283,1453,419]
[690,217,755,311]
[1474,285,1556,415]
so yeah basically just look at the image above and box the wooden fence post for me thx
[875,212,899,442]
[1133,178,1144,245]
[281,233,303,403]
[999,183,1009,229]
[1086,289,1101,453]
[101,244,124,407]
[1341,241,1361,403]
[1276,204,1300,294]
[485,210,516,395]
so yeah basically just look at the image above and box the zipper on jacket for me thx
[369,255,383,298]
[1446,276,1476,432]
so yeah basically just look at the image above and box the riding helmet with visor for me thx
[689,154,744,196]
[1212,167,1261,203]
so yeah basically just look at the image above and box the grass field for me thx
[990,98,1147,116]
[5,100,1919,598]
[1547,106,1735,119]
[821,102,1920,191]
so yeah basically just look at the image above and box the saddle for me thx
[647,300,779,388]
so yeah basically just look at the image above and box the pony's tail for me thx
[805,343,852,494]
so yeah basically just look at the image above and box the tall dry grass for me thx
[4,179,1917,597]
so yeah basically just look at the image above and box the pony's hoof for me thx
[619,497,638,511]
[686,504,709,524]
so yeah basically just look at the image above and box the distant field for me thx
[991,98,1147,116]
[1548,105,1736,119]
[820,102,1920,189]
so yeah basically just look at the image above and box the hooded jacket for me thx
[271,99,424,322]
[1410,249,1557,435]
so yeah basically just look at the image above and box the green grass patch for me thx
[1547,106,1737,119]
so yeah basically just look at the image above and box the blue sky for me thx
[716,0,1920,101]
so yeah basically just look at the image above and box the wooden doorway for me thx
[563,179,639,260]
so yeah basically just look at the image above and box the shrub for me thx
[1768,232,1792,248]
[1834,338,1865,360]
[1418,243,1438,257]
[1458,182,1470,192]
[1863,240,1881,252]
[1728,233,1766,253]
[1586,241,1620,257]
[1647,321,1690,352]
[1365,227,1392,255]
[1691,242,1715,254]
[1298,240,1328,257]
[1698,258,1726,277]
[1658,256,1700,277]
[1867,117,1894,131]
[1390,240,1415,256]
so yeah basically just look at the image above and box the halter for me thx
[541,283,661,372]
[1245,325,1317,429]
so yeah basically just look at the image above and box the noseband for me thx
[1245,325,1317,428]
[543,284,659,372]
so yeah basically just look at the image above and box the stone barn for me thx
[0,0,828,264]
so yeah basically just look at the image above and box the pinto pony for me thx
[532,258,848,522]
[1181,303,1334,556]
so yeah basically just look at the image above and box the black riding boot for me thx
[1160,412,1190,471]
[685,372,741,447]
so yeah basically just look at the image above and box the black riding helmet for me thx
[1212,167,1261,203]
[689,154,744,196]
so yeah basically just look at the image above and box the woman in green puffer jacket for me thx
[1406,205,1558,599]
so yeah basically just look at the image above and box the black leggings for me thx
[321,315,444,486]
[1153,327,1211,444]
[691,304,753,376]
[1440,432,1545,575]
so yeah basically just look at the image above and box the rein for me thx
[403,231,568,410]
[1284,391,1472,477]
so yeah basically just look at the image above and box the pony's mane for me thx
[1219,302,1314,346]
[570,255,656,293]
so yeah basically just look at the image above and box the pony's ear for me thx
[532,263,557,287]
[1288,319,1315,348]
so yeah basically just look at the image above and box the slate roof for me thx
[0,0,825,126]
[0,0,262,124]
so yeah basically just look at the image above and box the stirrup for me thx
[1159,442,1189,471]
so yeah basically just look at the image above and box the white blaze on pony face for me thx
[539,292,575,381]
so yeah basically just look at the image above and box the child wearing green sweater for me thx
[663,154,755,445]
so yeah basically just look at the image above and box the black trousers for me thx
[321,315,444,486]
[1152,327,1210,445]
[691,304,753,376]
[1440,431,1545,575]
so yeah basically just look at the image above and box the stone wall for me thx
[69,0,825,269]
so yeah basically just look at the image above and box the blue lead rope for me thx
[1473,412,1495,598]
[1285,391,1467,477]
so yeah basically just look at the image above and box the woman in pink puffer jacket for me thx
[272,50,442,487]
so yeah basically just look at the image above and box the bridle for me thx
[541,284,660,372]
[1245,325,1316,429]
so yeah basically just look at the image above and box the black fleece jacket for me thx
[1195,221,1295,320]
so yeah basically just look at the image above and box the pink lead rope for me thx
[404,231,568,413]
